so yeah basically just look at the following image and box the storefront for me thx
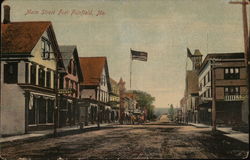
[27,92,55,131]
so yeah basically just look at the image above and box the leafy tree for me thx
[131,90,156,120]
[168,104,174,121]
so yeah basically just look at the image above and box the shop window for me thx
[28,96,36,124]
[47,99,54,123]
[4,62,18,84]
[38,97,46,124]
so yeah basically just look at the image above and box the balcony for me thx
[224,95,247,101]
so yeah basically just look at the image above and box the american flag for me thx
[131,49,148,61]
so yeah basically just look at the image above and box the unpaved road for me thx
[0,122,248,159]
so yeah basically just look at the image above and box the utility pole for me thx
[229,0,250,113]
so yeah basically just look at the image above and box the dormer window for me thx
[41,37,51,59]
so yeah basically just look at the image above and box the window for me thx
[208,71,211,82]
[71,81,74,96]
[68,60,72,74]
[199,83,202,90]
[30,65,36,85]
[59,76,64,89]
[53,72,56,89]
[224,67,240,79]
[38,68,45,87]
[25,63,29,83]
[73,62,77,76]
[28,96,36,124]
[208,89,210,98]
[47,99,54,123]
[224,86,240,95]
[66,79,69,88]
[75,82,78,97]
[38,97,46,124]
[203,76,206,87]
[204,91,207,98]
[4,62,18,84]
[41,37,51,59]
[46,71,51,88]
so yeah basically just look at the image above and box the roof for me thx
[186,70,199,94]
[110,78,118,85]
[199,52,244,74]
[124,92,137,99]
[79,57,110,87]
[59,45,76,67]
[59,45,84,82]
[194,49,202,56]
[1,21,51,54]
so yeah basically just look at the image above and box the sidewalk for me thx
[0,123,113,144]
[189,123,249,144]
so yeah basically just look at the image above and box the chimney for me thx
[3,5,10,24]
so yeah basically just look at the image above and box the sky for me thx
[2,0,249,108]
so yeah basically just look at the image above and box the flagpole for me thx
[130,48,132,89]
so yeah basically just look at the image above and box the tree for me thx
[131,90,156,120]
[168,104,174,121]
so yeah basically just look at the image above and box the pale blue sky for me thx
[2,0,248,108]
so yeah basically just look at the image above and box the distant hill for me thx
[154,107,169,117]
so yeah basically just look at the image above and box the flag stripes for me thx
[131,49,148,61]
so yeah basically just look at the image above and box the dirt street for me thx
[0,122,248,159]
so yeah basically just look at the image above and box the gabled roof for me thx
[1,21,51,54]
[59,45,84,82]
[59,45,75,67]
[194,49,202,56]
[79,57,111,91]
[1,21,65,69]
[110,77,118,85]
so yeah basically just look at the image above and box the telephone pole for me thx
[229,0,250,114]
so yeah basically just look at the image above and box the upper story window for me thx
[46,71,51,88]
[73,62,77,76]
[224,67,240,80]
[38,68,45,87]
[101,75,106,86]
[75,82,78,97]
[59,75,64,89]
[65,78,69,89]
[4,62,18,84]
[41,37,51,59]
[208,71,211,82]
[224,86,240,95]
[203,75,206,86]
[68,60,72,74]
[30,65,36,85]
